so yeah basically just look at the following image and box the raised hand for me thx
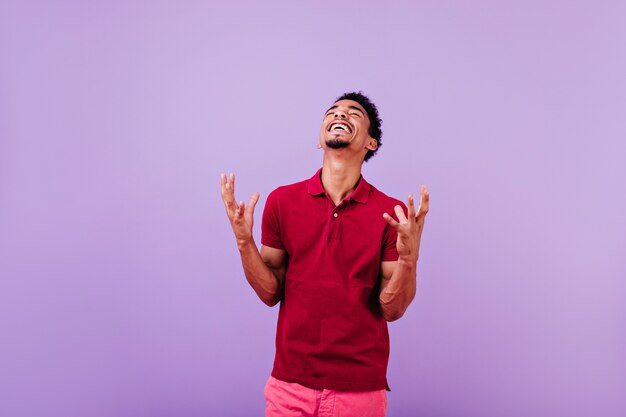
[383,185,430,263]
[220,172,260,248]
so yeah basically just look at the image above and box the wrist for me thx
[237,237,255,251]
[397,254,418,267]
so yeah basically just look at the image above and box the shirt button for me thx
[333,213,338,218]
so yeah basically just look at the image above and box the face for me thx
[319,99,378,156]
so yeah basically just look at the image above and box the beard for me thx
[325,138,350,149]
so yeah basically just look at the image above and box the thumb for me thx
[246,192,260,216]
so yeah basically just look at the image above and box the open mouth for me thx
[328,122,352,133]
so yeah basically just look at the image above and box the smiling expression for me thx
[319,99,377,156]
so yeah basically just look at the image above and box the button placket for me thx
[328,206,343,242]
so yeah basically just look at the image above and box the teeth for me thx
[331,123,349,132]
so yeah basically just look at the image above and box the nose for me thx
[333,110,347,119]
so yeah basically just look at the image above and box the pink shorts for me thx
[264,376,387,417]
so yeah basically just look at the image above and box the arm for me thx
[379,259,416,322]
[379,185,430,321]
[220,173,286,306]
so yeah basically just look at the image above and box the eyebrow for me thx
[325,105,365,115]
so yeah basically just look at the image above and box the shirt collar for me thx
[307,168,371,204]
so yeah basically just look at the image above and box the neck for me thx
[321,152,363,206]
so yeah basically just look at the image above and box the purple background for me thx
[1,1,625,416]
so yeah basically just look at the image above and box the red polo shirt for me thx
[261,169,405,391]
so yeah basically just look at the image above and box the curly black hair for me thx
[335,91,383,162]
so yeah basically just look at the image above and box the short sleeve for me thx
[261,189,285,250]
[381,201,407,262]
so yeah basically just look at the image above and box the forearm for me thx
[379,257,417,321]
[238,239,283,306]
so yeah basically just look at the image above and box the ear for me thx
[365,138,378,151]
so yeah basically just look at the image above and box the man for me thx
[220,92,429,417]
